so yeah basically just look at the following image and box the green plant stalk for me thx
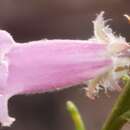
[102,75,130,130]
[66,101,86,130]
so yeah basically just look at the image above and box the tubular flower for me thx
[0,12,129,126]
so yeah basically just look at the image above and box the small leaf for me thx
[66,101,86,130]
[122,75,130,82]
[120,110,130,122]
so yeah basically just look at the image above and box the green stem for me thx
[102,75,130,130]
[66,101,86,130]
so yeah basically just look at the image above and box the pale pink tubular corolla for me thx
[0,12,130,126]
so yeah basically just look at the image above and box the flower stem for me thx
[66,101,86,130]
[102,75,130,130]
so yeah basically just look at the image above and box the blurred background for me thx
[0,0,130,130]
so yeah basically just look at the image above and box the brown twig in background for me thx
[124,14,130,24]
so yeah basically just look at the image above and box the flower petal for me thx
[7,40,112,94]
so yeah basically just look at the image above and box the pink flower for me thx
[0,12,129,126]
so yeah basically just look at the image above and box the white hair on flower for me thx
[86,12,130,99]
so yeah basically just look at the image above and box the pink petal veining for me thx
[0,31,112,126]
[6,40,112,94]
